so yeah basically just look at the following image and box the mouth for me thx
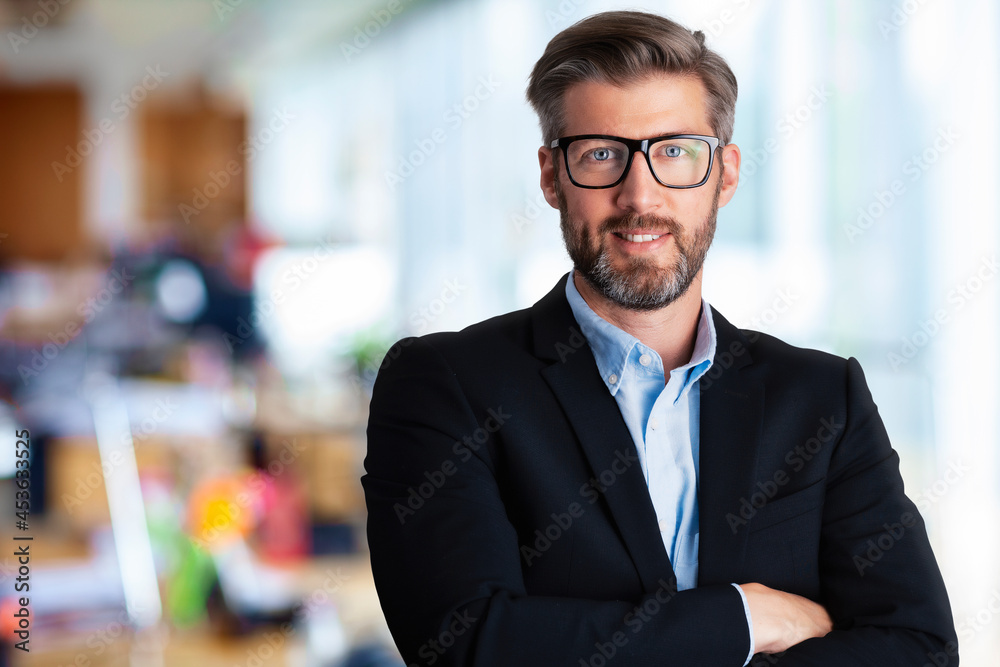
[612,231,670,244]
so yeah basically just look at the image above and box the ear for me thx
[538,146,560,209]
[717,143,741,208]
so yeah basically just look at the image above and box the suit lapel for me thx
[697,307,765,586]
[532,276,674,593]
[529,277,766,590]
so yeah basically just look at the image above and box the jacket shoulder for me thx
[741,327,848,371]
[732,326,869,411]
[710,305,848,373]
[422,304,534,357]
[373,304,541,389]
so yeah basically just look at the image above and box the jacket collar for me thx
[530,273,764,590]
[530,273,752,368]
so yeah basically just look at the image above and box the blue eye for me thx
[665,145,682,158]
[591,148,611,161]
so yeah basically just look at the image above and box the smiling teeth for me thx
[621,233,662,243]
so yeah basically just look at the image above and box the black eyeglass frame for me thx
[550,133,722,189]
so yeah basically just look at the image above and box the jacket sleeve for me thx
[362,336,753,666]
[761,357,959,666]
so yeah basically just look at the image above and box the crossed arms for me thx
[362,333,958,666]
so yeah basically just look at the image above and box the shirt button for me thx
[608,373,618,385]
[658,519,670,532]
[639,354,652,366]
[649,418,658,430]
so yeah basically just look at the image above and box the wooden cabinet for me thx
[140,93,247,243]
[0,85,84,262]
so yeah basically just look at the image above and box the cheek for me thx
[667,194,713,223]
[565,191,617,224]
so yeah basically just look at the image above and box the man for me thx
[362,10,957,666]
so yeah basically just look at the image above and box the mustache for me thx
[599,214,682,236]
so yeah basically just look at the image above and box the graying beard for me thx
[588,250,692,311]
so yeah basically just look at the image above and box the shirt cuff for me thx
[731,583,755,665]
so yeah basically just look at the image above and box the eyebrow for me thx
[582,130,708,139]
[651,129,705,137]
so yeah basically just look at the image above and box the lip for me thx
[614,229,671,237]
[611,229,670,236]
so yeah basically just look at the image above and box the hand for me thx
[739,583,833,654]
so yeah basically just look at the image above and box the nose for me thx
[615,149,663,215]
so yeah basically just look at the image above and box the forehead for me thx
[560,73,712,138]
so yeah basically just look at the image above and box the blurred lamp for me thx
[155,259,208,323]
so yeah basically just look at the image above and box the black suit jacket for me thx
[362,275,957,666]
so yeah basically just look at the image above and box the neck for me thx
[573,269,704,371]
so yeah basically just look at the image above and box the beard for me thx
[556,172,722,311]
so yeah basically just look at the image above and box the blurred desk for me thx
[15,630,296,667]
[12,553,391,667]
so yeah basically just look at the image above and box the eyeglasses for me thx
[550,134,721,189]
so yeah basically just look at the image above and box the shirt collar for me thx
[564,272,717,397]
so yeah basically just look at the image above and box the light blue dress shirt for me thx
[564,273,755,663]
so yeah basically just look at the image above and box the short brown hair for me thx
[526,11,738,146]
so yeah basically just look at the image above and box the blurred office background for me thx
[0,0,997,664]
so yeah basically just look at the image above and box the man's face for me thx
[539,74,741,311]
